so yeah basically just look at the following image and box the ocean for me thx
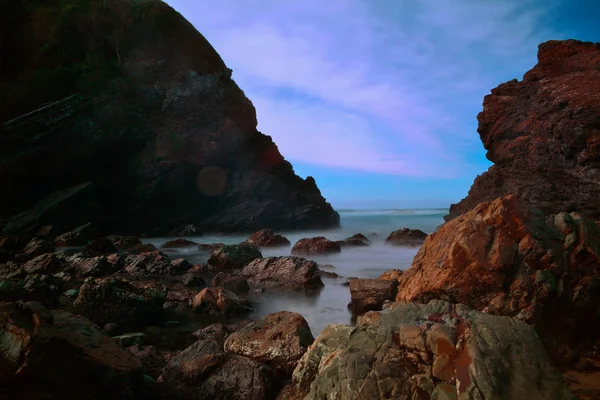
[146,208,447,336]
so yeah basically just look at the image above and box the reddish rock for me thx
[192,321,253,347]
[198,243,225,252]
[239,256,324,290]
[126,243,158,254]
[182,273,206,288]
[378,269,404,281]
[73,278,165,328]
[447,40,600,223]
[127,344,167,379]
[169,258,193,274]
[121,251,174,275]
[348,278,398,314]
[107,235,143,250]
[160,340,277,400]
[161,238,200,249]
[291,237,341,256]
[207,244,262,270]
[191,287,252,316]
[336,233,370,248]
[66,253,119,277]
[54,223,97,247]
[22,253,64,275]
[244,229,291,247]
[397,195,600,364]
[23,237,55,255]
[224,311,314,376]
[384,228,427,246]
[0,302,143,399]
[85,237,118,255]
[210,272,250,293]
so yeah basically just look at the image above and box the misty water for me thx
[146,209,447,336]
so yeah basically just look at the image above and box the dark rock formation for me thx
[244,228,290,247]
[224,311,314,377]
[336,233,370,248]
[281,300,572,400]
[397,195,600,365]
[161,238,199,249]
[384,228,427,246]
[207,244,262,270]
[191,287,252,316]
[0,302,144,399]
[447,40,600,223]
[55,222,98,247]
[291,237,341,256]
[348,278,398,314]
[210,272,250,293]
[239,256,324,290]
[0,0,339,236]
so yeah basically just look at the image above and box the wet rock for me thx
[22,253,64,274]
[192,323,252,347]
[85,237,118,255]
[378,269,404,281]
[169,258,193,274]
[224,311,314,376]
[127,243,158,254]
[207,244,262,270]
[182,273,206,288]
[239,256,324,290]
[161,238,200,249]
[54,222,97,247]
[114,332,146,348]
[107,235,143,250]
[244,229,291,247]
[121,251,173,275]
[127,344,167,379]
[0,301,143,399]
[198,243,225,252]
[336,233,371,247]
[66,253,119,277]
[348,278,398,314]
[23,237,55,255]
[318,269,339,278]
[384,228,428,246]
[397,195,600,364]
[160,340,277,400]
[210,272,250,293]
[283,300,572,400]
[191,287,253,317]
[291,236,341,255]
[73,277,165,328]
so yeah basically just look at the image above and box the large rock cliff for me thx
[446,40,600,223]
[0,0,339,235]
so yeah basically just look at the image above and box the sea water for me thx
[146,209,447,335]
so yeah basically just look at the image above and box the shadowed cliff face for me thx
[447,40,600,223]
[0,0,339,235]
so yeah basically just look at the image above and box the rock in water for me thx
[447,40,600,223]
[244,229,291,247]
[240,256,324,290]
[397,195,600,364]
[282,300,572,400]
[191,287,253,316]
[207,244,262,270]
[0,0,339,236]
[224,311,314,376]
[291,237,341,255]
[384,228,427,246]
[0,302,144,399]
[348,278,398,314]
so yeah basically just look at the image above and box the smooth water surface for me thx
[147,209,446,335]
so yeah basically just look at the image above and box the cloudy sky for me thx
[166,0,599,209]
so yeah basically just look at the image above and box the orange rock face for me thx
[397,195,600,364]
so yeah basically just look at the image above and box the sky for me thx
[166,0,599,210]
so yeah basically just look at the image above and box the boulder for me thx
[22,253,64,275]
[397,195,600,364]
[244,229,291,247]
[348,278,398,314]
[384,228,428,246]
[182,273,206,288]
[85,237,118,255]
[336,233,371,248]
[54,222,97,247]
[207,244,262,270]
[291,236,341,255]
[73,278,165,328]
[121,251,174,275]
[127,243,158,254]
[378,269,404,281]
[126,344,167,380]
[239,257,324,290]
[0,301,143,399]
[192,321,253,347]
[446,40,600,224]
[210,272,250,293]
[66,253,119,277]
[161,238,200,249]
[198,243,225,252]
[23,237,55,255]
[191,287,253,316]
[283,300,572,400]
[160,340,277,400]
[224,311,314,376]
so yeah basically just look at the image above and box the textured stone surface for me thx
[191,287,252,316]
[385,228,428,246]
[283,300,573,400]
[224,311,314,376]
[73,277,165,328]
[447,40,600,223]
[0,301,143,399]
[348,278,398,314]
[244,228,291,247]
[398,195,600,364]
[161,238,199,249]
[210,272,250,293]
[208,244,262,270]
[0,1,339,236]
[240,256,323,290]
[291,237,341,256]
